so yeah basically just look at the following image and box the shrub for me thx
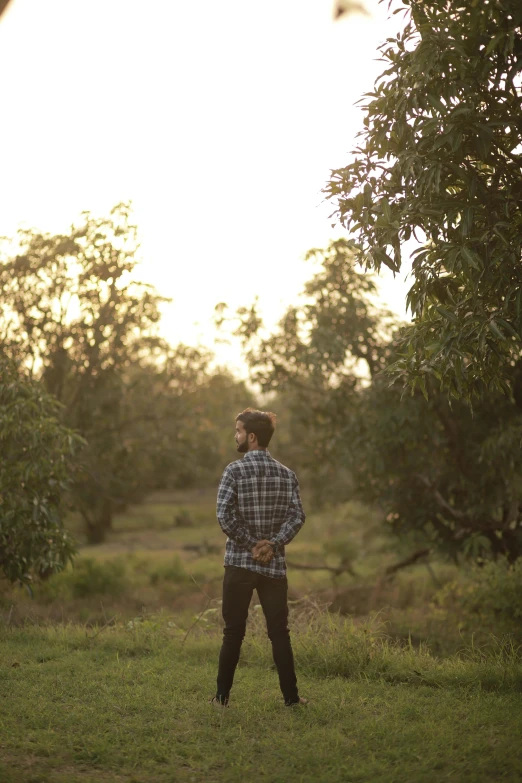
[38,557,129,600]
[460,558,522,626]
[431,558,522,644]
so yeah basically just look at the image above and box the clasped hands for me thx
[251,539,275,564]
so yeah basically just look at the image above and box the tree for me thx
[130,362,259,493]
[232,240,522,560]
[0,357,82,585]
[0,1,11,20]
[0,204,178,542]
[223,239,395,504]
[354,370,522,563]
[67,343,214,541]
[325,0,522,399]
[174,370,259,487]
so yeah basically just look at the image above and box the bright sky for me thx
[0,0,411,374]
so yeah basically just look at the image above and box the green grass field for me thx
[1,493,521,782]
[1,615,521,783]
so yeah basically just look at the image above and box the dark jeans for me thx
[216,565,299,704]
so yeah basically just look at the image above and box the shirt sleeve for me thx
[270,475,306,552]
[216,467,258,549]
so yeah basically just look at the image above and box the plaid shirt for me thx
[216,450,305,578]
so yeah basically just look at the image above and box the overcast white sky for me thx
[0,0,411,373]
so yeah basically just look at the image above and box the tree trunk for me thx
[84,498,113,545]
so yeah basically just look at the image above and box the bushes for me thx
[460,558,522,625]
[37,558,129,601]
[431,558,522,644]
[35,554,196,604]
[68,559,129,599]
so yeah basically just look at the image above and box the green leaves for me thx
[0,357,81,585]
[233,235,522,561]
[325,0,522,399]
[435,306,459,325]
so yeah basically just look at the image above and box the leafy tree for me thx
[67,343,214,541]
[223,239,394,504]
[133,362,258,493]
[325,0,522,398]
[0,0,12,20]
[0,357,82,585]
[354,371,522,563]
[175,370,258,487]
[232,240,522,560]
[0,204,186,542]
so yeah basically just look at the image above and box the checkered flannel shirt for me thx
[216,450,306,578]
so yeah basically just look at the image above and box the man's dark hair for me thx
[236,408,276,448]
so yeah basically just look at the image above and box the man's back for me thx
[217,450,305,578]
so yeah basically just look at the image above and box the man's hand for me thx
[252,539,274,564]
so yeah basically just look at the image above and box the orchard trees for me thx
[0,204,172,541]
[1,204,258,545]
[0,205,244,543]
[226,239,395,505]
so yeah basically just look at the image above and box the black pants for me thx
[216,565,299,704]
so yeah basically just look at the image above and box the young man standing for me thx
[212,408,307,707]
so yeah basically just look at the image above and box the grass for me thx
[0,613,521,783]
[2,492,522,782]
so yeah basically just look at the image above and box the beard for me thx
[236,439,248,453]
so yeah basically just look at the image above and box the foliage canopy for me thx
[326,0,522,398]
[233,240,522,561]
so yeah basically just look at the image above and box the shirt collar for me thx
[242,449,271,460]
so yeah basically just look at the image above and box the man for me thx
[212,408,307,707]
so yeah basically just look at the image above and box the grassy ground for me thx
[1,493,522,782]
[1,614,521,783]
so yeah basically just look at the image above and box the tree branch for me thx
[384,548,430,576]
[416,474,467,519]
